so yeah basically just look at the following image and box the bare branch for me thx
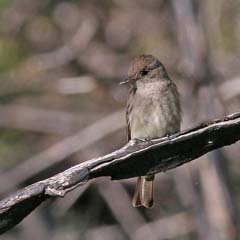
[0,112,239,234]
[0,110,125,195]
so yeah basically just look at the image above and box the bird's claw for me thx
[130,137,152,145]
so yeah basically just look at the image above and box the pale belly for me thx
[129,90,180,139]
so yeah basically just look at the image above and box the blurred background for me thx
[0,0,239,239]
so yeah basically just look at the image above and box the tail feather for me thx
[132,175,154,208]
[141,175,154,208]
[132,177,142,207]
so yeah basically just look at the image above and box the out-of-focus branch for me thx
[171,0,210,82]
[25,17,97,73]
[0,104,102,135]
[98,181,159,240]
[219,78,240,100]
[171,1,238,239]
[0,110,125,195]
[0,16,98,99]
[0,112,239,234]
[136,212,195,239]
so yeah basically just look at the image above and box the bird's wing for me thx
[126,87,136,141]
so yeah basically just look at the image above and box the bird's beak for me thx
[119,77,131,85]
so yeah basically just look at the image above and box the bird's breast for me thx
[129,83,181,139]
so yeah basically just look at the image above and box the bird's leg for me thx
[142,137,152,141]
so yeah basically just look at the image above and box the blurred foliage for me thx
[0,128,42,169]
[0,37,25,72]
[0,0,12,9]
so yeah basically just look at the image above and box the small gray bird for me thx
[122,55,181,208]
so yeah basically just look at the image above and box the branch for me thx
[0,112,239,234]
[0,110,125,195]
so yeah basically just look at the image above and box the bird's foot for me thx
[130,137,153,145]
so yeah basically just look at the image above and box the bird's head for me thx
[121,55,168,85]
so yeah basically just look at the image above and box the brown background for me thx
[0,0,239,239]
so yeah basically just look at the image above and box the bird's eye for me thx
[140,70,149,76]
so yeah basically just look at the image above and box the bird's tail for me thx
[132,174,154,208]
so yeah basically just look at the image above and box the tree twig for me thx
[0,112,239,234]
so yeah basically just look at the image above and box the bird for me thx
[121,54,181,208]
